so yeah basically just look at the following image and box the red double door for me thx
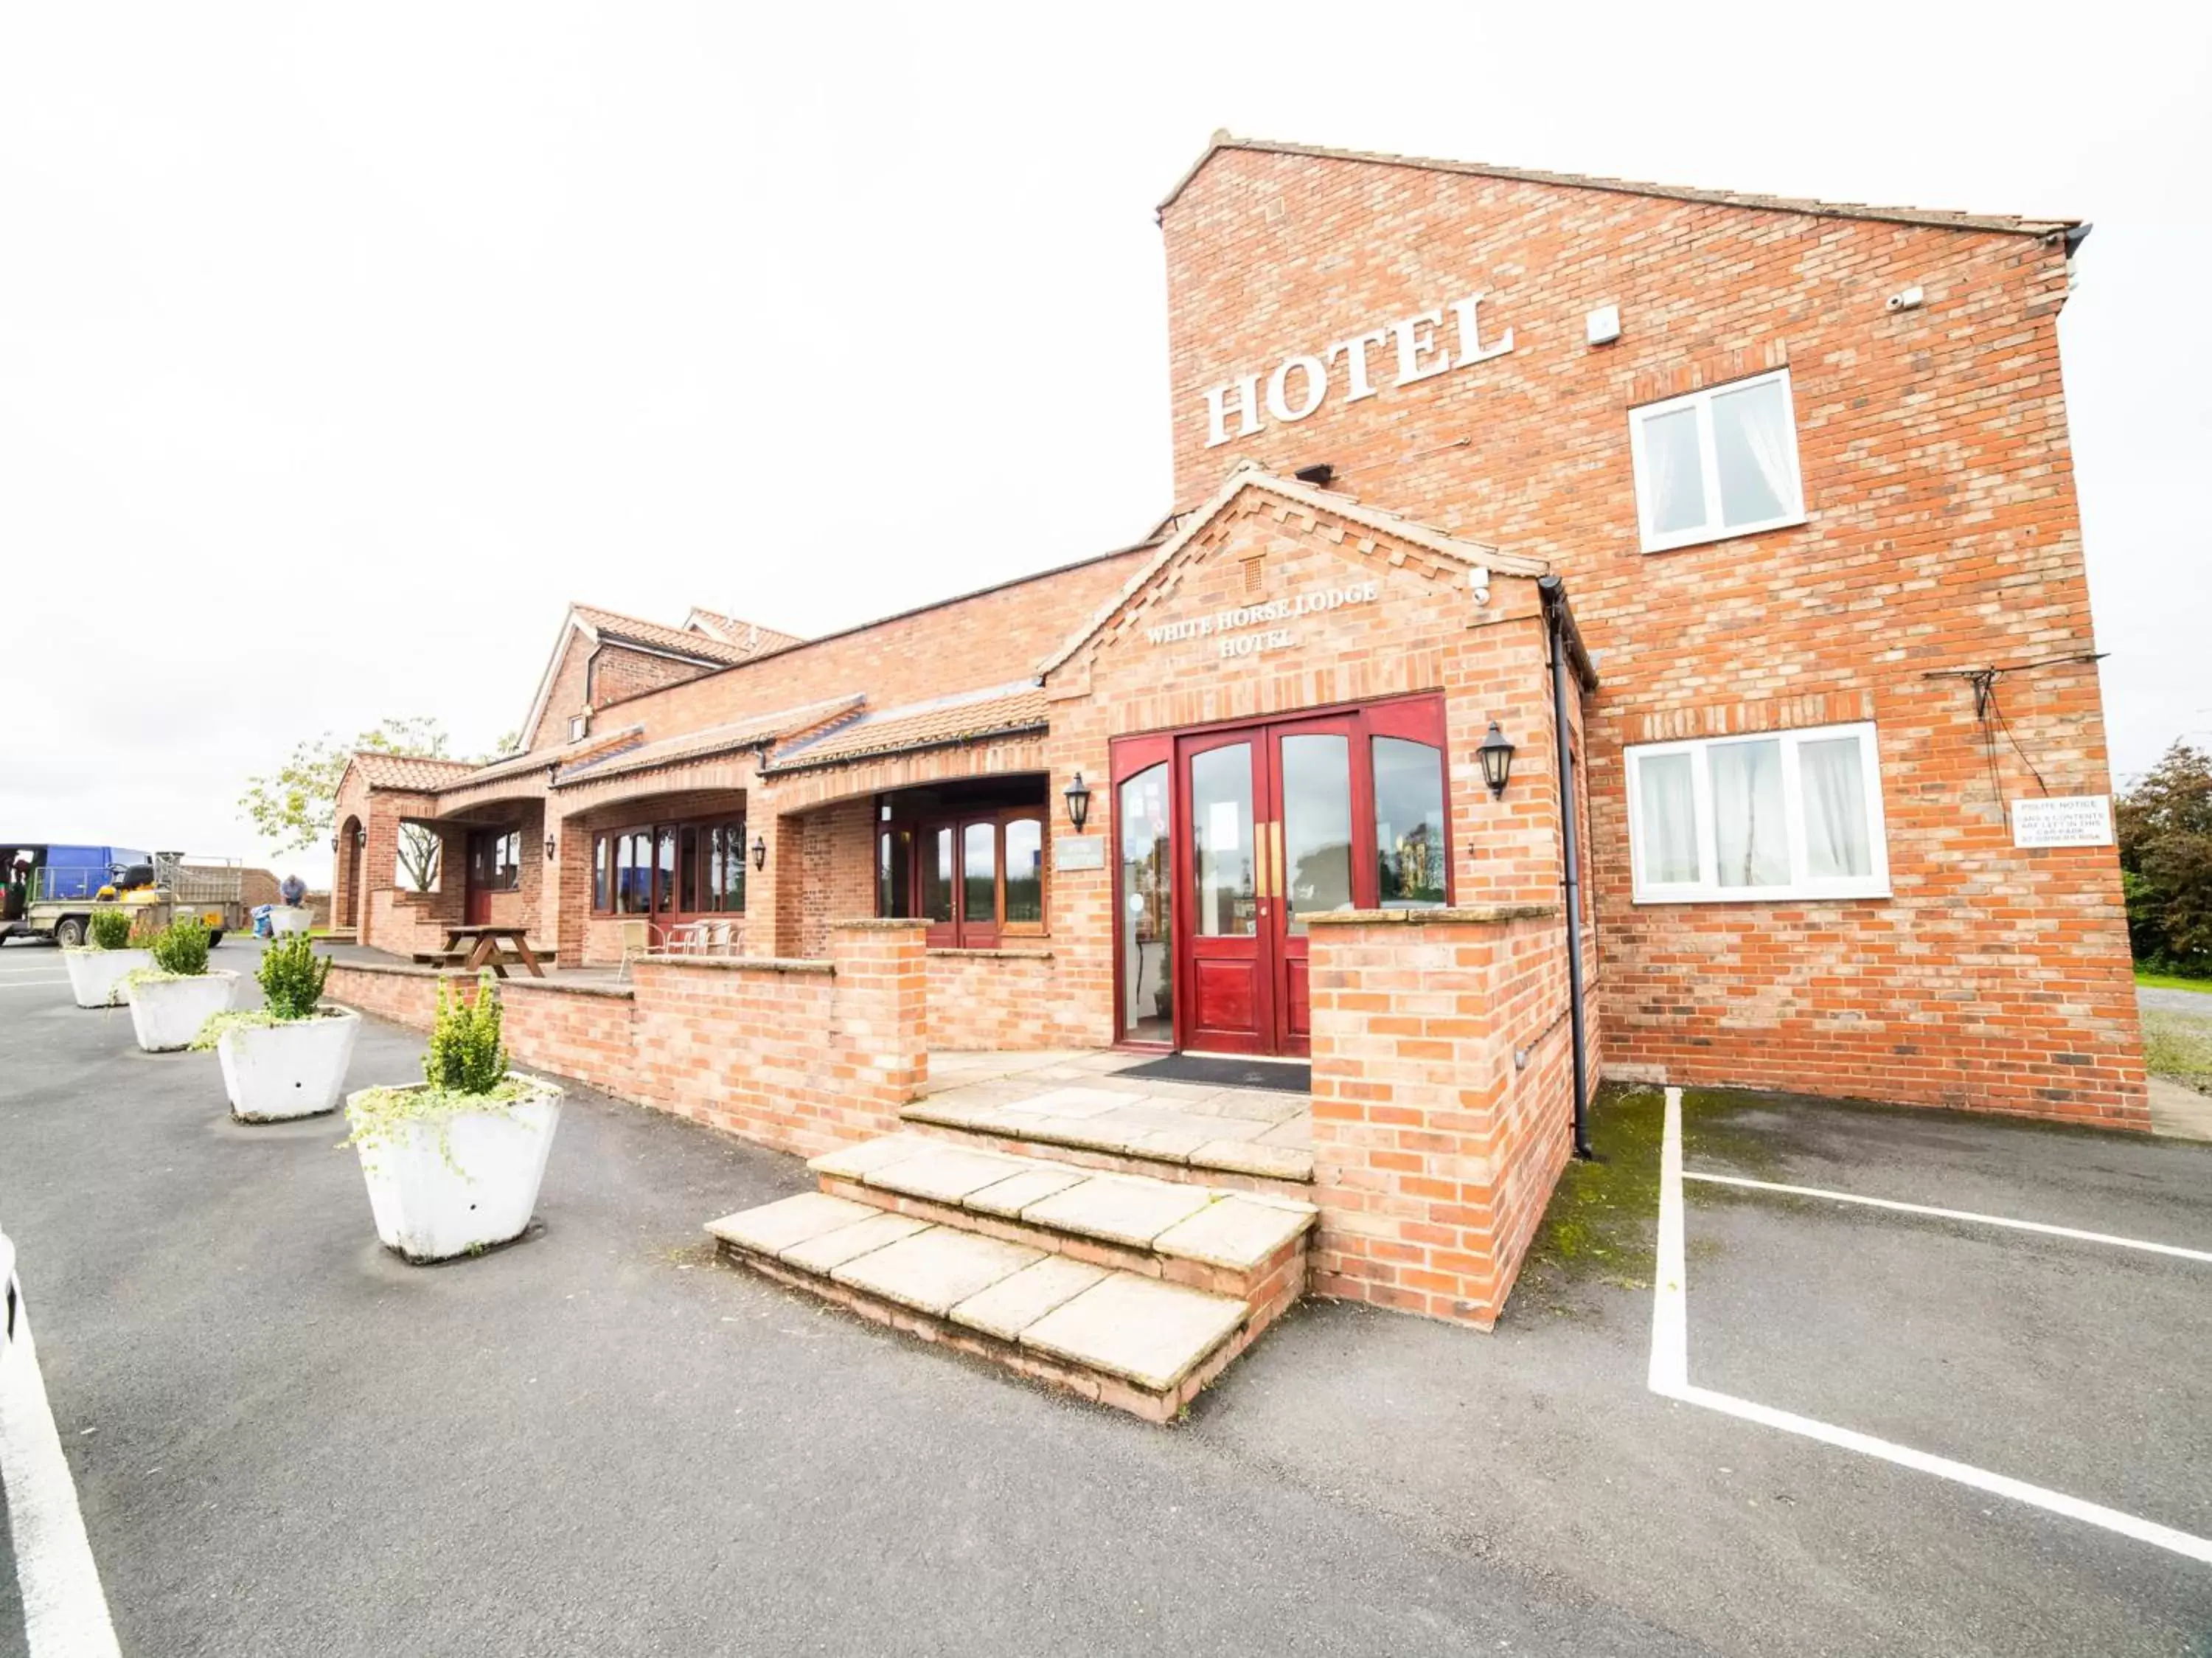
[1178,715,1368,1057]
[1114,695,1452,1059]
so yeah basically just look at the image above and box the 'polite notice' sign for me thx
[2011,795,2112,849]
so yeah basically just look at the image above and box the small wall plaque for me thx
[1054,834,1105,872]
[2010,795,2112,849]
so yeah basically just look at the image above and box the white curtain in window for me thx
[1636,752,1700,884]
[1710,739,1789,887]
[1644,406,1707,535]
[1800,736,1871,878]
[1714,379,1797,527]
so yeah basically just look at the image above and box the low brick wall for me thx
[364,890,454,959]
[323,919,927,1159]
[1306,906,1578,1331]
[925,948,1088,1051]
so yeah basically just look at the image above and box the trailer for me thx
[1,850,246,947]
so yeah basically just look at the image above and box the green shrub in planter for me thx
[193,932,336,1049]
[86,908,135,951]
[147,914,212,977]
[259,933,330,1021]
[425,973,509,1096]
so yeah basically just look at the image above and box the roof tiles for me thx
[765,682,1048,774]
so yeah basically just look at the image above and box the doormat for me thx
[1116,1054,1312,1094]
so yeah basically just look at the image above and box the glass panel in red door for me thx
[1116,763,1173,1044]
[921,826,956,946]
[960,821,1000,948]
[1180,736,1267,1052]
[1273,729,1355,1053]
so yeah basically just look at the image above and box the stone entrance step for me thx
[706,1137,1316,1421]
[900,1095,1315,1186]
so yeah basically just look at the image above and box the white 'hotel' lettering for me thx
[1204,292,1512,448]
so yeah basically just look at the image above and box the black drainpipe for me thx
[1540,575,1596,1161]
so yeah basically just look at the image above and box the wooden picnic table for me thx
[428,923,544,979]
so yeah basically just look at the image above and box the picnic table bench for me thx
[411,924,549,979]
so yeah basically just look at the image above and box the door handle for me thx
[1251,822,1270,902]
[1270,820,1285,904]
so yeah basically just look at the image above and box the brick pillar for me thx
[770,811,806,958]
[357,800,403,951]
[332,819,361,931]
[828,918,929,1128]
[550,809,592,968]
[428,824,467,928]
[1306,905,1573,1331]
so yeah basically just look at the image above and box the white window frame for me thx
[1626,720,1891,904]
[1627,367,1808,554]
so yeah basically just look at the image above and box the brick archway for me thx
[334,814,363,929]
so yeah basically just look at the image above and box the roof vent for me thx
[1294,463,1335,487]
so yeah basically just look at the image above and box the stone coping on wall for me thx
[323,960,637,999]
[1302,903,1559,927]
[639,953,836,975]
[927,947,1055,960]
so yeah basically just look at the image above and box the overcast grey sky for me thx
[3,2,2205,887]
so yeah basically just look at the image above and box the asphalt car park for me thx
[1672,1089,2212,1547]
[3,939,2210,1657]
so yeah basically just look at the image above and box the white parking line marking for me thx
[0,982,70,991]
[1683,1170,2212,1265]
[1649,1086,1688,1395]
[0,1323,122,1657]
[1652,1085,2212,1567]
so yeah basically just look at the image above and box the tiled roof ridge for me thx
[570,603,768,667]
[550,693,868,788]
[1159,131,2082,240]
[764,683,1050,775]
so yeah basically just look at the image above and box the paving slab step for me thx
[808,1134,1315,1294]
[706,1193,1288,1421]
[901,1096,1315,1183]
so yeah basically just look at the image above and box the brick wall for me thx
[1306,907,1575,1328]
[529,634,593,752]
[1043,489,1576,1052]
[322,919,928,1162]
[925,948,1092,1051]
[590,643,714,707]
[1160,146,2143,1126]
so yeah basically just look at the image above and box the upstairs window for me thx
[1627,721,1889,903]
[1629,369,1806,553]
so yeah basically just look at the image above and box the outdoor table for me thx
[440,923,544,979]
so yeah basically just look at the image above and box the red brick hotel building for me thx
[330,136,2144,1350]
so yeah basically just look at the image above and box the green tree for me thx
[240,718,512,892]
[2116,740,2212,969]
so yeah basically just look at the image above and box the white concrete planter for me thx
[347,1073,564,1263]
[126,970,241,1052]
[63,948,152,1009]
[268,907,313,937]
[217,1007,361,1122]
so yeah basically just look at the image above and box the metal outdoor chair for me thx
[614,918,655,981]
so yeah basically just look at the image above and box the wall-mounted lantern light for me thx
[751,833,768,873]
[355,825,369,850]
[544,836,557,862]
[329,834,339,853]
[1063,771,1093,833]
[1477,722,1517,799]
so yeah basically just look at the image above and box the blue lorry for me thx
[0,844,240,947]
